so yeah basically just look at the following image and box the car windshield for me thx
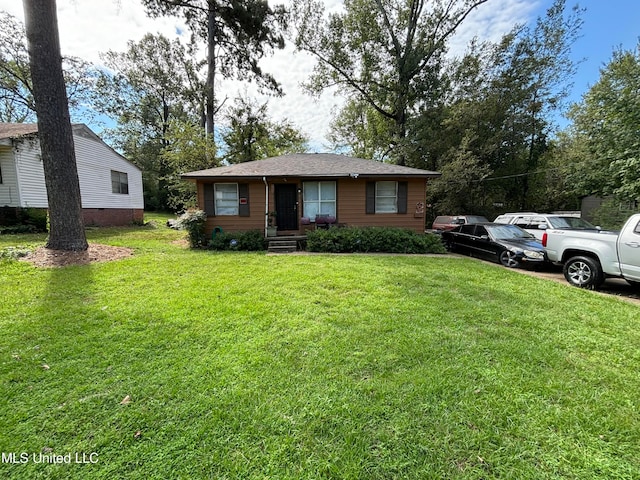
[547,216,597,229]
[486,224,534,240]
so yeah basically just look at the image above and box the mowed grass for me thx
[1,215,639,479]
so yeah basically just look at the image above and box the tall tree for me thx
[415,0,582,214]
[161,119,219,210]
[566,42,640,201]
[292,0,489,165]
[0,11,96,123]
[221,96,308,163]
[94,33,205,209]
[490,0,582,208]
[140,0,287,136]
[22,0,87,251]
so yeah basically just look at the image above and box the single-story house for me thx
[182,153,441,237]
[0,123,144,226]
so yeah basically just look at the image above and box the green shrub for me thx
[306,226,446,254]
[0,225,38,235]
[176,209,207,248]
[0,207,48,234]
[208,230,266,251]
[23,208,48,232]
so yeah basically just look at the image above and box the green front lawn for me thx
[1,216,639,479]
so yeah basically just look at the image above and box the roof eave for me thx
[181,173,441,180]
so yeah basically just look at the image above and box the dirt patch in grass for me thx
[20,243,134,268]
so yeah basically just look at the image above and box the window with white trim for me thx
[111,170,128,194]
[303,181,336,221]
[375,181,397,213]
[214,183,239,215]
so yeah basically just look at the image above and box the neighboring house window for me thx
[366,181,408,214]
[375,181,398,213]
[111,170,129,194]
[215,183,239,215]
[303,181,336,221]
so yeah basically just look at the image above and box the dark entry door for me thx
[274,184,298,231]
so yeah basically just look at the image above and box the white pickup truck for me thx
[542,214,640,289]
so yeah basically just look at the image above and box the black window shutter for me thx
[397,181,408,214]
[238,183,250,217]
[203,183,215,216]
[366,182,376,214]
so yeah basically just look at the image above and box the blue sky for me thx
[534,0,640,112]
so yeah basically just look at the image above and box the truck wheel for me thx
[563,256,604,289]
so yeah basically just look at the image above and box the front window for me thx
[214,183,239,215]
[111,170,128,194]
[375,181,397,213]
[303,181,336,221]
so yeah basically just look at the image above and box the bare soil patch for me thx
[20,243,134,268]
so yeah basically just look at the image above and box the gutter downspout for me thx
[263,176,269,237]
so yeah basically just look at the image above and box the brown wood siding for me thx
[336,178,426,233]
[198,181,267,236]
[196,177,427,236]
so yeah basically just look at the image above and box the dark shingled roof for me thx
[182,153,440,179]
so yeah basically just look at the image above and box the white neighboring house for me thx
[0,123,144,226]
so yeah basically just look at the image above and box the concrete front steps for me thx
[267,238,299,253]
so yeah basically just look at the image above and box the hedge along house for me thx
[0,123,144,226]
[182,153,441,238]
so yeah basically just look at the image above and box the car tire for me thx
[499,250,520,268]
[563,256,604,289]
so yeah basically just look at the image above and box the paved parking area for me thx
[451,253,640,306]
[511,263,640,306]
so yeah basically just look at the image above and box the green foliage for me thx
[222,96,308,164]
[0,207,48,233]
[94,33,206,211]
[293,0,488,165]
[306,226,445,254]
[176,209,207,248]
[566,42,640,201]
[590,199,638,231]
[426,136,493,215]
[208,230,266,251]
[141,0,287,95]
[0,12,96,123]
[161,120,218,211]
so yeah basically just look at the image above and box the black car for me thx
[442,222,546,268]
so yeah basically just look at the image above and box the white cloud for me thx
[1,0,537,150]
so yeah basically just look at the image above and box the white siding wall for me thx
[14,140,48,208]
[7,126,143,210]
[73,132,144,209]
[0,146,20,207]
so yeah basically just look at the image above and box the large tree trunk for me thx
[205,1,216,137]
[23,0,88,251]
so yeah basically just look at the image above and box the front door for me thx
[274,184,298,231]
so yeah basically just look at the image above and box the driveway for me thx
[453,254,640,306]
[512,263,640,306]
